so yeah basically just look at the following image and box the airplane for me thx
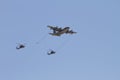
[47,25,76,36]
[16,44,25,50]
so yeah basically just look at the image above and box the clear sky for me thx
[0,0,120,80]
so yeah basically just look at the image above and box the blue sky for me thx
[0,0,120,80]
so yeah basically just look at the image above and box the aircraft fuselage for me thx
[49,28,69,36]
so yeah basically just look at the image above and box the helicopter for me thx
[47,49,56,55]
[16,43,25,50]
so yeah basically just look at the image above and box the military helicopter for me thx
[47,49,56,55]
[47,25,76,36]
[16,43,25,50]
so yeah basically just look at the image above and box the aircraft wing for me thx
[49,33,61,36]
[47,25,55,30]
[47,25,63,31]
